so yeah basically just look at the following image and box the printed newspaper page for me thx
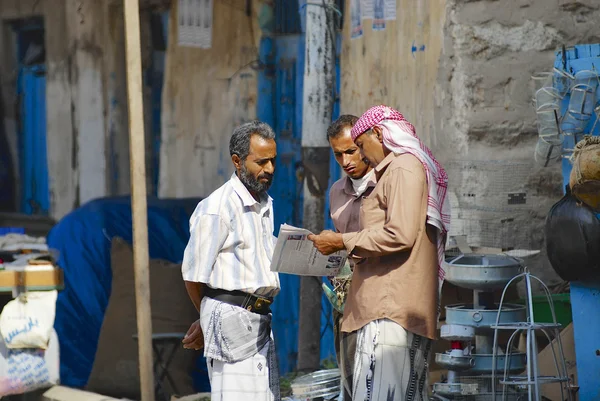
[270,224,347,276]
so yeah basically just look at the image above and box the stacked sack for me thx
[545,136,600,282]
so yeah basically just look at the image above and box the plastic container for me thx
[517,293,572,327]
[534,136,563,166]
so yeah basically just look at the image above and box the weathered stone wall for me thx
[342,0,600,288]
[436,0,600,288]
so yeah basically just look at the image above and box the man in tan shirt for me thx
[309,105,450,401]
[326,114,375,400]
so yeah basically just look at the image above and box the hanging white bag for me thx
[0,291,58,349]
[0,329,60,396]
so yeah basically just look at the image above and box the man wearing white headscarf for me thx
[309,105,450,401]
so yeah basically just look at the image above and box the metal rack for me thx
[491,271,573,401]
[432,254,528,401]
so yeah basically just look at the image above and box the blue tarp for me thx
[47,196,336,389]
[47,196,206,389]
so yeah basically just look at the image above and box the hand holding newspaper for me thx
[270,224,348,276]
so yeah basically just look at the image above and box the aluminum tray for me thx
[433,382,479,397]
[291,369,340,398]
[440,324,476,340]
[470,353,527,374]
[435,352,475,371]
[445,304,526,328]
[432,393,526,401]
[444,254,523,291]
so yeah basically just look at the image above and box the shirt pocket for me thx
[359,195,385,229]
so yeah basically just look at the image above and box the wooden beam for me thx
[43,386,121,401]
[123,0,155,400]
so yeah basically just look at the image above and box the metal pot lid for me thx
[444,254,522,269]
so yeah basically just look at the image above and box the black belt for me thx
[204,287,273,315]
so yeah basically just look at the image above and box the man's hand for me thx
[182,319,204,350]
[307,230,345,255]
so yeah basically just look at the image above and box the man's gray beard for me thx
[239,163,272,196]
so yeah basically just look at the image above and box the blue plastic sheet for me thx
[47,195,336,390]
[47,196,205,389]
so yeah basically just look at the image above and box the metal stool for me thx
[133,332,186,401]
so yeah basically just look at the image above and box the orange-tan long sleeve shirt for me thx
[341,152,439,340]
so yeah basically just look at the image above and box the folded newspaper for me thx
[270,224,348,276]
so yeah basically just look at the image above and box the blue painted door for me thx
[257,33,342,374]
[258,35,305,375]
[148,11,169,197]
[17,65,49,215]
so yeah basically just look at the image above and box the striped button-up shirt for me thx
[182,173,280,297]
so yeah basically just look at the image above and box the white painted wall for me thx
[67,0,108,206]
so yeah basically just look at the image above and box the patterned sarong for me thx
[352,319,432,401]
[200,297,280,401]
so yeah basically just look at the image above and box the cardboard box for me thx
[0,268,64,292]
[538,323,577,401]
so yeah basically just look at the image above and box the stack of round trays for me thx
[440,324,475,341]
[291,369,341,400]
[444,254,523,292]
[445,303,527,328]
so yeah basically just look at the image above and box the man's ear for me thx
[373,126,384,143]
[232,154,242,170]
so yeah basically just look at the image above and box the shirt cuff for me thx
[342,232,358,254]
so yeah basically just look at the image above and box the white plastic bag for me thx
[0,291,57,349]
[0,329,60,396]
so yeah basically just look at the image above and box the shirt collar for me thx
[342,173,376,197]
[230,173,273,210]
[374,152,397,179]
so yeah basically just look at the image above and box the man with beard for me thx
[309,106,450,401]
[181,121,281,401]
[326,114,374,400]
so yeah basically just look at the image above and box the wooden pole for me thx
[123,1,155,400]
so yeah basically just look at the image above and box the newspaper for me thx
[270,224,347,276]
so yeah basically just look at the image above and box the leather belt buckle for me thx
[247,296,272,313]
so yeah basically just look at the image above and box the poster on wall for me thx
[372,0,386,31]
[177,0,213,49]
[361,0,374,20]
[384,0,396,20]
[351,0,364,39]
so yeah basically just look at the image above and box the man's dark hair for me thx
[327,115,359,140]
[229,120,276,160]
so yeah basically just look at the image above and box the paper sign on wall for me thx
[372,0,386,31]
[351,0,364,39]
[178,0,213,49]
[384,0,396,20]
[361,0,374,20]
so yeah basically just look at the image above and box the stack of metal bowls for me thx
[291,369,341,400]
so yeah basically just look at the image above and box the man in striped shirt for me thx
[181,121,281,400]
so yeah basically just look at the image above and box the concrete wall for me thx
[158,0,261,198]
[341,0,600,287]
